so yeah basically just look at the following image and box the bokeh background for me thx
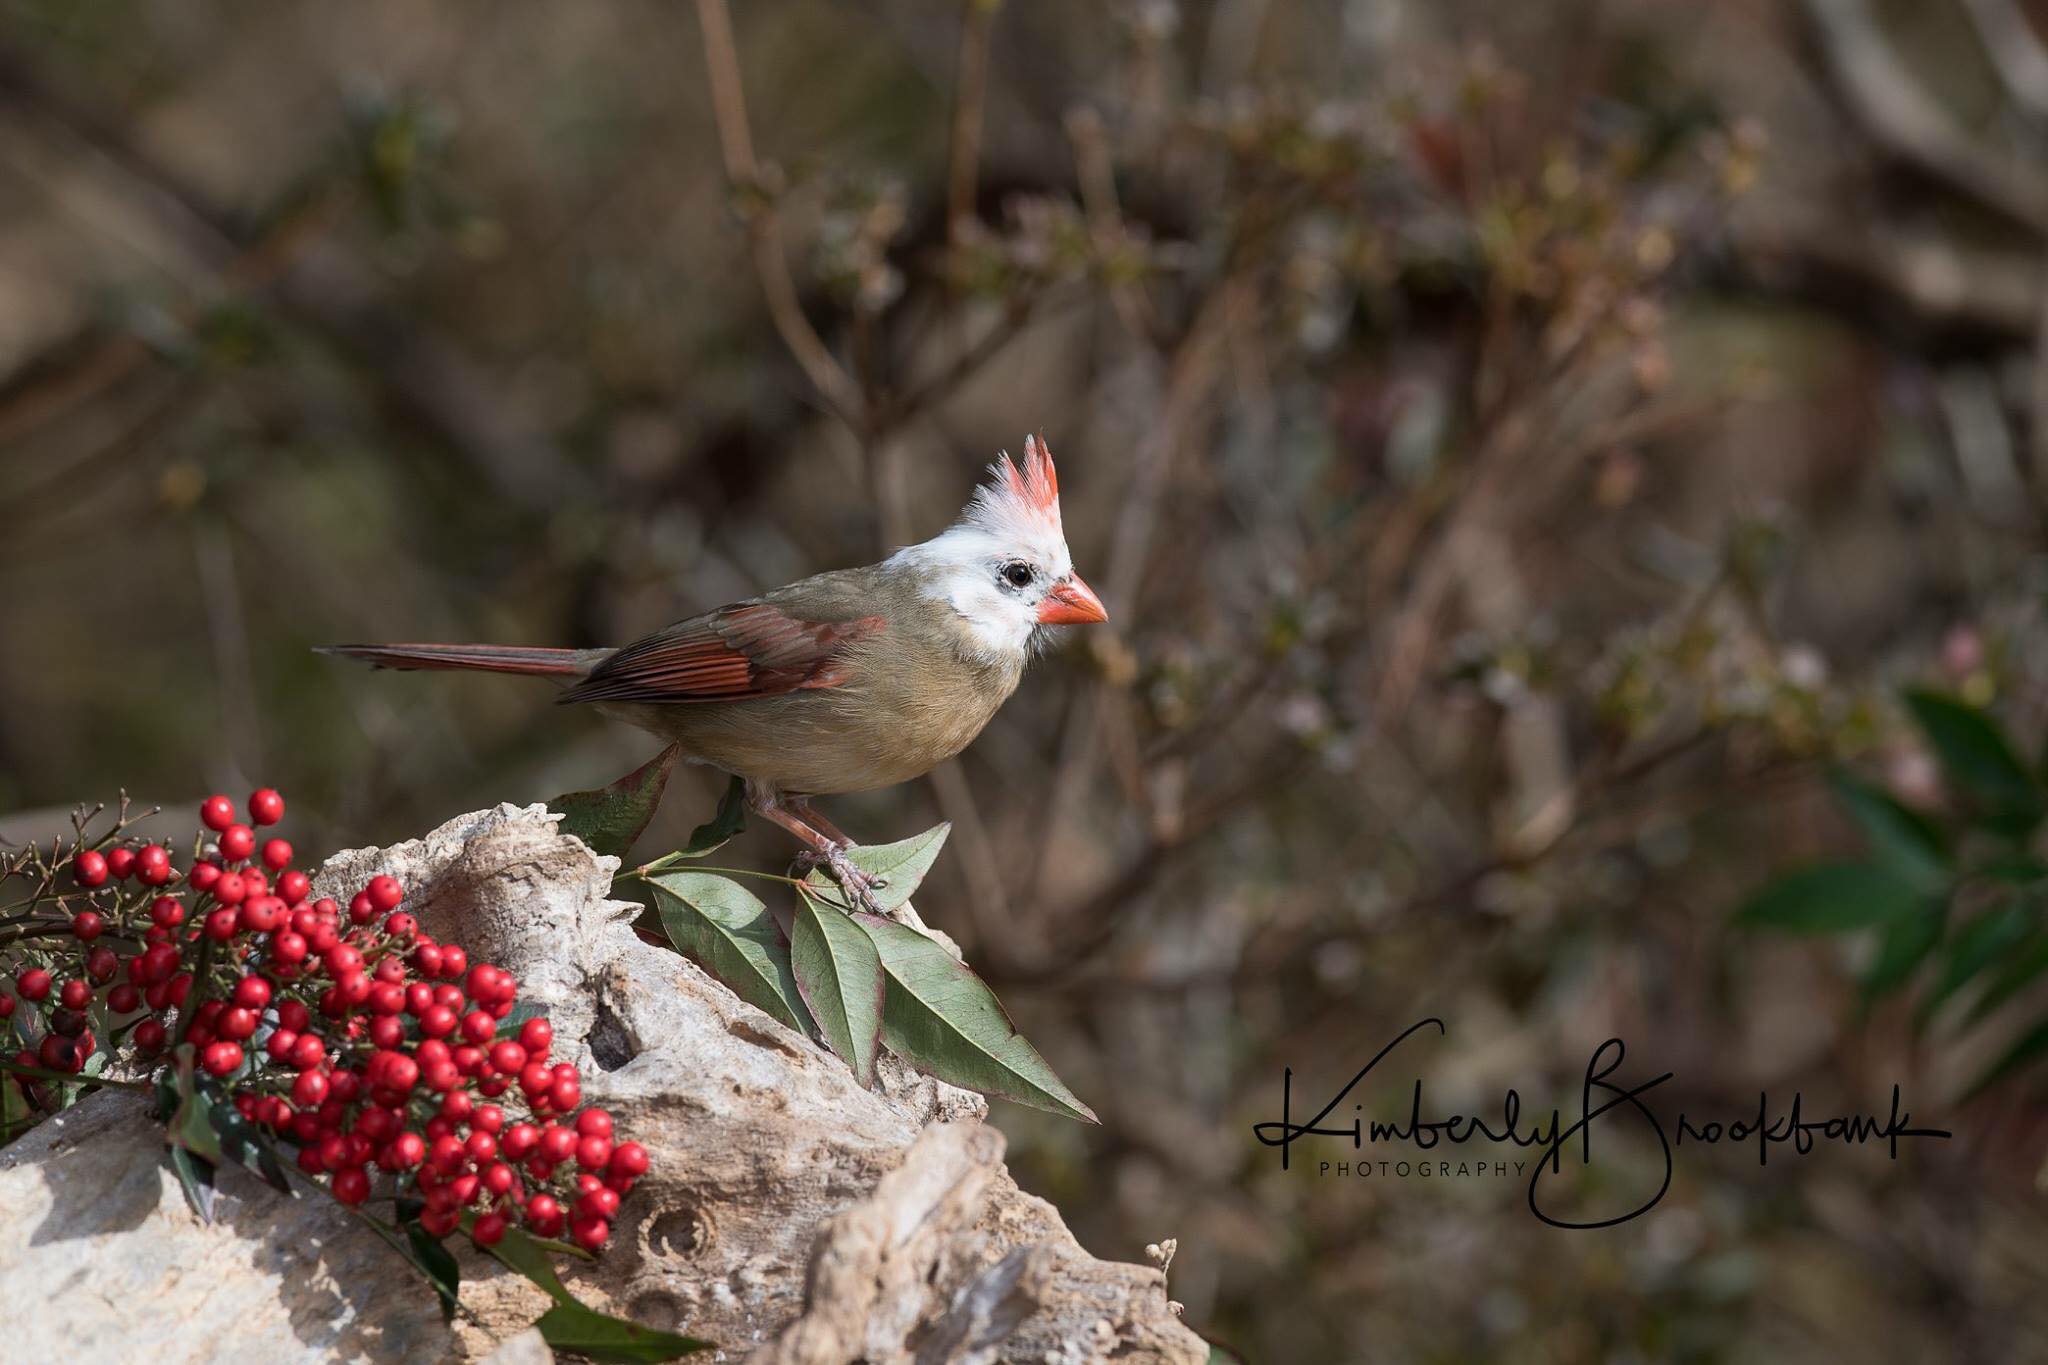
[8,1,2048,1359]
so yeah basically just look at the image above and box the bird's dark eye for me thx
[1000,561,1035,589]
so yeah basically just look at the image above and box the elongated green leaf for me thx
[1919,901,2035,1023]
[550,744,682,858]
[485,1232,712,1360]
[1862,903,1946,1002]
[169,1144,217,1223]
[534,1302,713,1362]
[165,1046,222,1162]
[1965,922,2048,1024]
[1829,772,1948,890]
[854,912,1096,1123]
[1967,1012,2048,1097]
[403,1216,463,1322]
[791,890,885,1087]
[1737,861,1923,934]
[207,1081,292,1194]
[649,871,811,1034]
[678,775,747,859]
[1904,691,2044,836]
[804,824,950,912]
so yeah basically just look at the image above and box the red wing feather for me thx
[558,604,882,706]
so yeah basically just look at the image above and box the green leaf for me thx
[1965,922,2048,1024]
[1829,772,1948,890]
[677,775,747,859]
[790,890,885,1087]
[403,1216,463,1323]
[803,824,951,912]
[164,1046,222,1162]
[485,1231,713,1360]
[1862,902,1946,1001]
[1737,861,1924,934]
[1967,1012,2048,1097]
[206,1080,292,1194]
[853,912,1097,1123]
[168,1144,217,1223]
[550,744,682,858]
[1904,690,2044,836]
[534,1302,713,1362]
[1919,900,2036,1023]
[648,871,812,1034]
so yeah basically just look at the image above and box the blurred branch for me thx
[1960,0,2048,128]
[945,0,999,244]
[0,42,580,514]
[693,0,866,430]
[1804,0,2048,234]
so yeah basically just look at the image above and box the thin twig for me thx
[693,0,866,428]
[945,0,1000,245]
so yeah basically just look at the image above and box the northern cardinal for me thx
[323,434,1106,905]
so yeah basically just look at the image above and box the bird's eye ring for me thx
[1000,561,1034,589]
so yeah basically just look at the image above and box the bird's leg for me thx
[745,783,884,913]
[785,797,855,850]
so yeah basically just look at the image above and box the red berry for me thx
[212,874,248,906]
[220,825,256,862]
[240,896,283,934]
[202,1041,245,1076]
[290,1035,326,1071]
[261,838,292,870]
[472,1212,508,1247]
[135,845,172,885]
[73,849,108,887]
[324,943,363,976]
[106,847,136,879]
[292,1070,330,1107]
[0,994,13,1020]
[548,1077,581,1113]
[232,975,272,1009]
[540,1125,578,1163]
[518,1016,553,1057]
[201,795,235,831]
[383,912,418,940]
[380,1132,427,1172]
[277,869,310,905]
[438,945,467,979]
[133,1018,166,1052]
[249,788,285,826]
[575,1108,613,1140]
[151,896,186,928]
[575,1134,613,1170]
[189,861,222,892]
[417,1004,457,1038]
[502,1123,541,1160]
[460,1010,496,1045]
[570,1216,609,1251]
[16,969,51,1002]
[139,944,179,983]
[576,1187,621,1220]
[331,1167,370,1205]
[271,931,308,965]
[277,999,311,1032]
[70,911,104,941]
[524,1193,562,1228]
[519,1061,552,1097]
[217,1007,257,1040]
[366,875,403,912]
[267,1028,300,1062]
[107,983,141,1013]
[412,944,445,977]
[85,946,119,981]
[205,907,240,940]
[368,1016,405,1050]
[609,1142,649,1177]
[488,1041,527,1075]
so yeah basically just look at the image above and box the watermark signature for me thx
[1251,1018,1951,1229]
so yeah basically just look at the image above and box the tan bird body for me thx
[324,436,1105,902]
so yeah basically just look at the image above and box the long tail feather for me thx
[317,643,595,677]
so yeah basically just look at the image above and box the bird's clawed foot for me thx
[789,845,889,914]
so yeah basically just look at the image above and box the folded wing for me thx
[558,603,883,705]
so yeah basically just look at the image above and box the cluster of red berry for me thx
[1,789,647,1252]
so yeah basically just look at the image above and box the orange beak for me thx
[1037,574,1108,625]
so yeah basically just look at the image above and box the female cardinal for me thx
[323,434,1106,904]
